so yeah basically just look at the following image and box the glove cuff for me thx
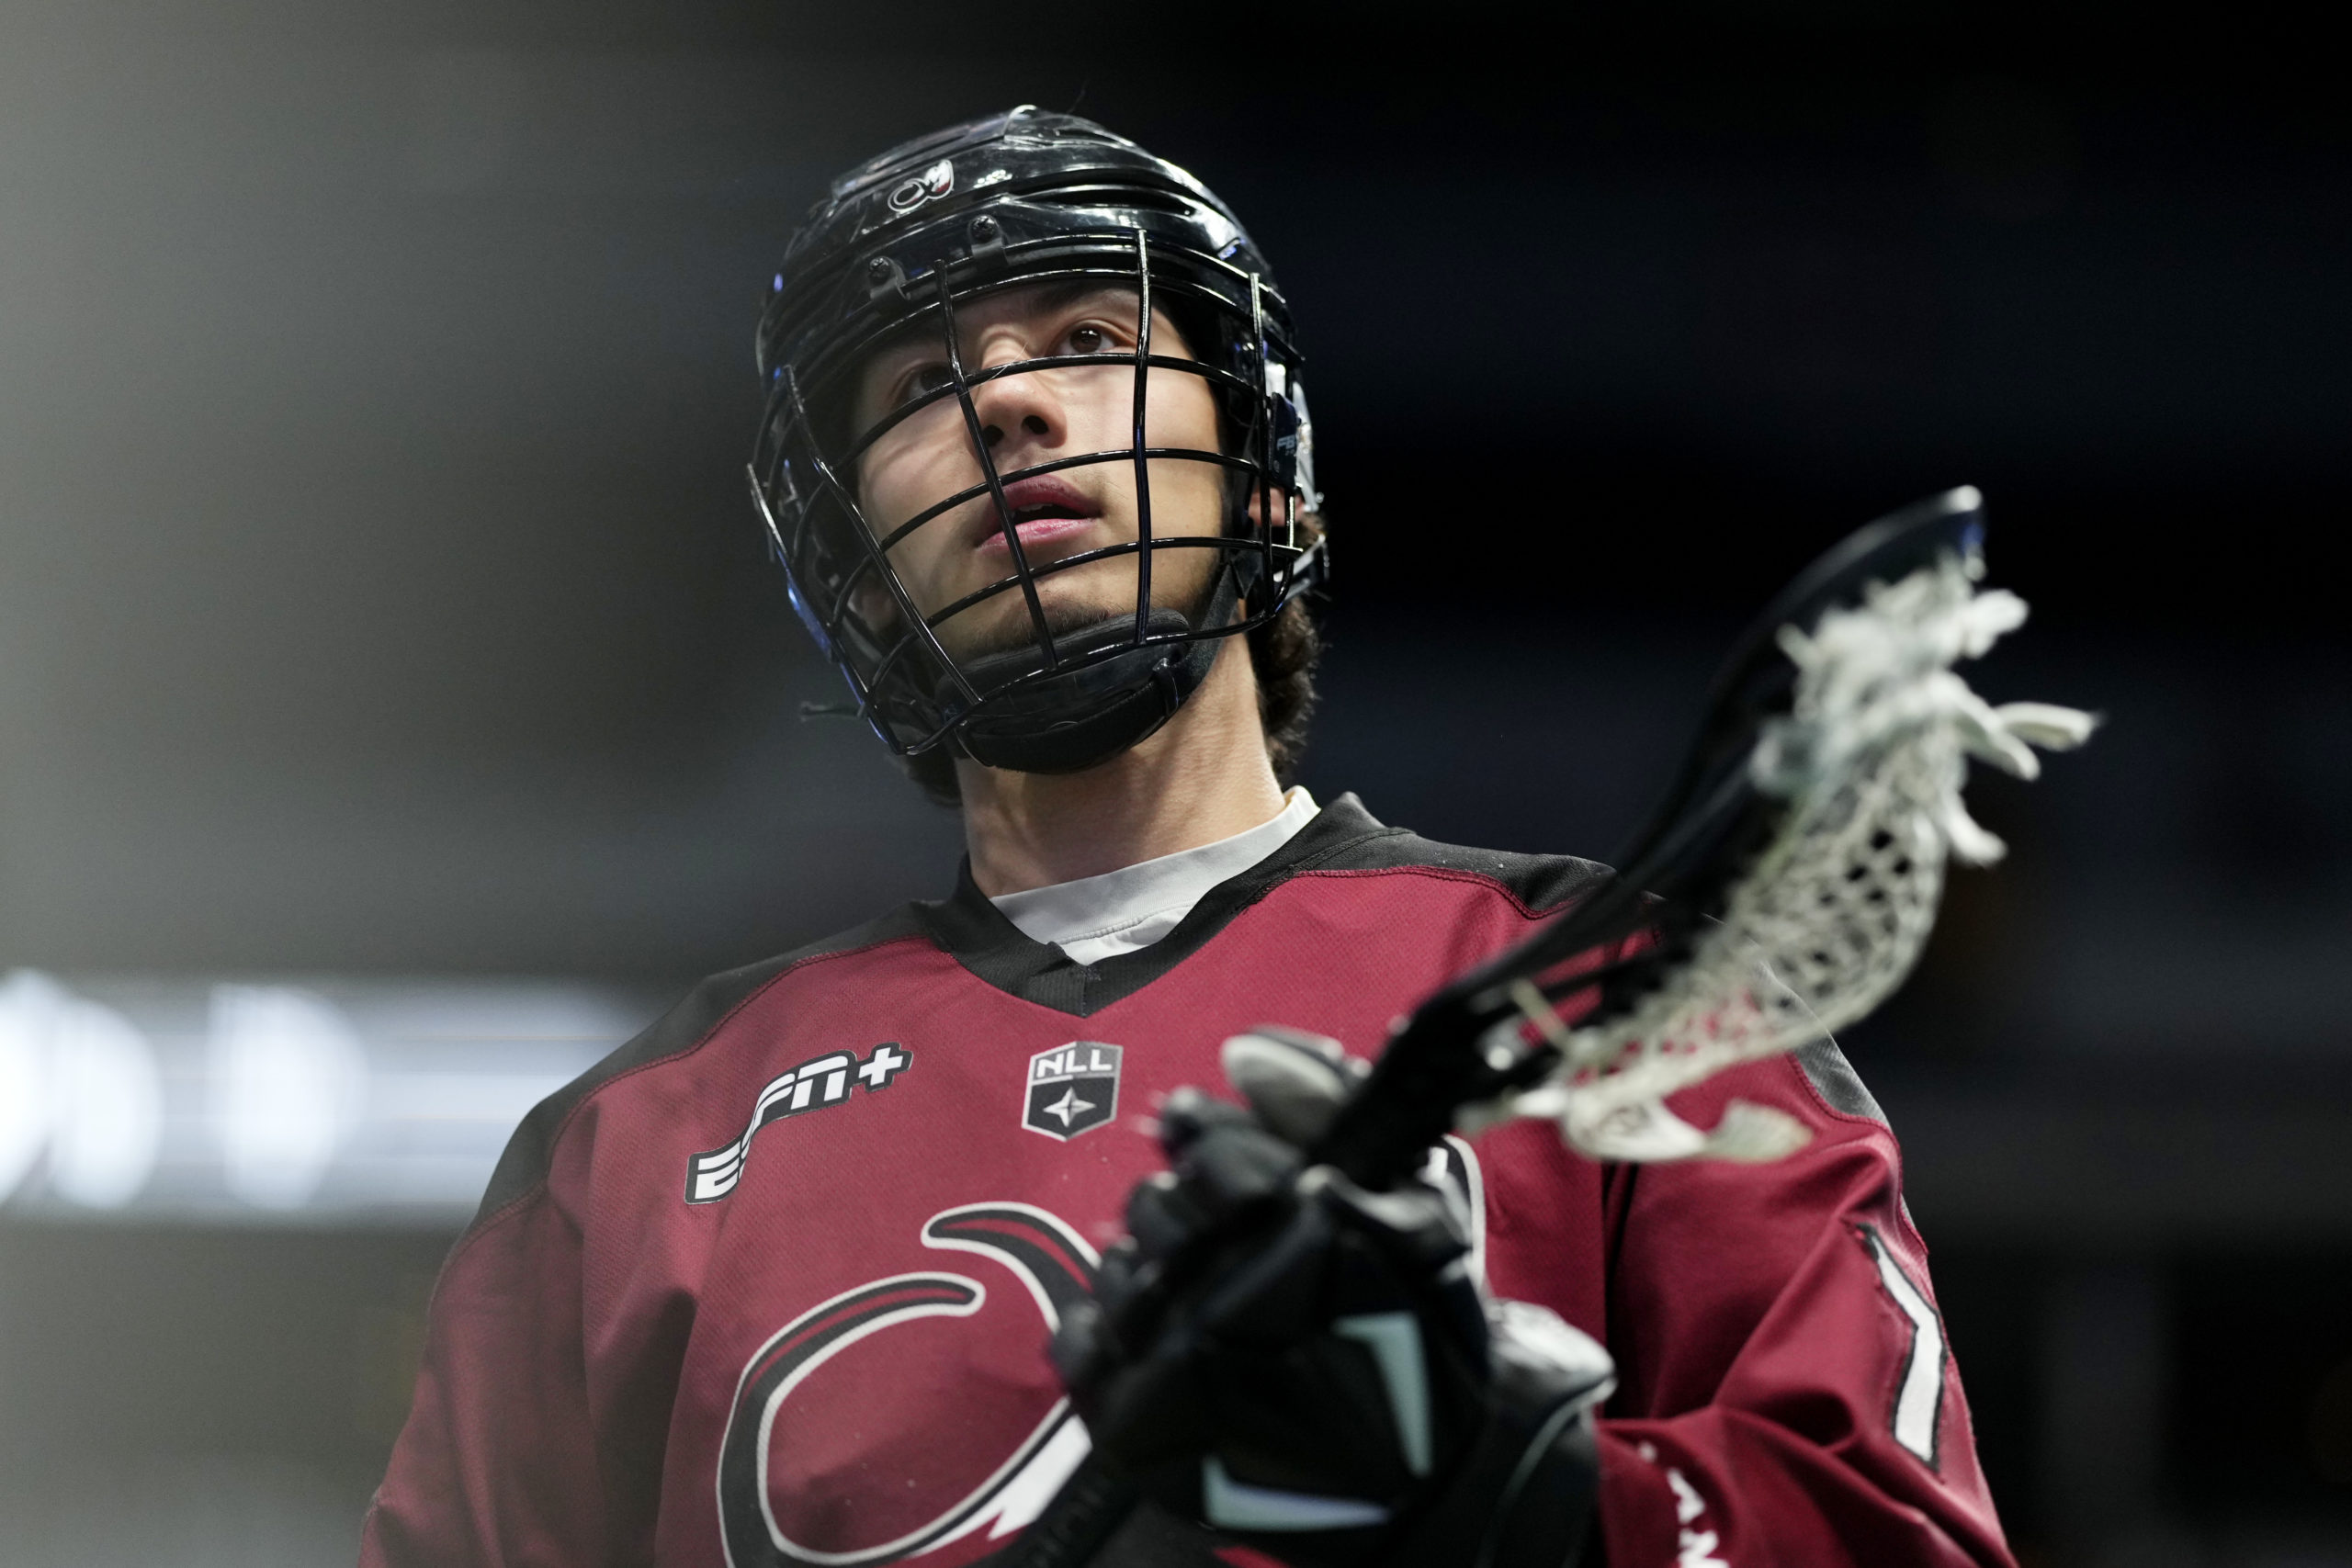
[1378,1302,1612,1568]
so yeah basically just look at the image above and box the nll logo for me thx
[1023,1042,1122,1142]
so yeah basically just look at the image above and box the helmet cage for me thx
[750,215,1325,761]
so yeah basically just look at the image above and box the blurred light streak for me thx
[0,976,54,1199]
[1,971,164,1209]
[211,984,368,1210]
[0,970,653,1224]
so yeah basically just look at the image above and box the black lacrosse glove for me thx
[1051,1028,1613,1568]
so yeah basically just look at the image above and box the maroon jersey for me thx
[361,795,2014,1568]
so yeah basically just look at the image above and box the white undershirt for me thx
[988,787,1319,966]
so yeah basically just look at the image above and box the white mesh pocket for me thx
[1514,551,2095,1164]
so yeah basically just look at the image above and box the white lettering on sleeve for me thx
[1665,1467,1729,1568]
[1860,1225,1947,1466]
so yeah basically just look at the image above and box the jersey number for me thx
[1858,1225,1944,1468]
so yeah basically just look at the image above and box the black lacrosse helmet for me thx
[751,107,1326,774]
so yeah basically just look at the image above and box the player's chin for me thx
[934,574,1137,663]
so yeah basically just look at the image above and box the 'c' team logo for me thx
[1022,1042,1121,1142]
[886,158,956,214]
[712,1146,1489,1567]
[717,1203,1100,1567]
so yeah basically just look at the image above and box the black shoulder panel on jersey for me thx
[1303,807,1612,916]
[1793,1037,1888,1126]
[914,794,1613,1018]
[467,905,929,1233]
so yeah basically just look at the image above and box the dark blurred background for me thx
[2,2,2346,1562]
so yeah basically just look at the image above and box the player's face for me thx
[847,281,1226,660]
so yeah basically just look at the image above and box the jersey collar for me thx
[914,792,1402,1017]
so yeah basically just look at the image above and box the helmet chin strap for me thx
[950,565,1242,775]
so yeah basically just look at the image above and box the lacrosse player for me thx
[361,109,2015,1568]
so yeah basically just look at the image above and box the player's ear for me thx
[1239,488,1314,541]
[851,572,899,633]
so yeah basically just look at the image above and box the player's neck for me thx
[956,641,1287,898]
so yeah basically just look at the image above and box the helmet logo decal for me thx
[887,159,956,214]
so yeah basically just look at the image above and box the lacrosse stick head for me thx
[1612,487,1986,900]
[1311,486,2095,1185]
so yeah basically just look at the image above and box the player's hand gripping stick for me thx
[1046,1028,1613,1568]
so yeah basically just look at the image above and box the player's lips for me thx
[975,476,1104,558]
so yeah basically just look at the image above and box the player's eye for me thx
[1065,323,1113,355]
[895,362,955,407]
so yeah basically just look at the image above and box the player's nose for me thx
[969,361,1065,457]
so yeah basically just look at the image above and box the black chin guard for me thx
[956,571,1238,774]
[956,618,1216,774]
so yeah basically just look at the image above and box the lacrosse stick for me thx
[1005,485,2093,1567]
[1313,484,2095,1181]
